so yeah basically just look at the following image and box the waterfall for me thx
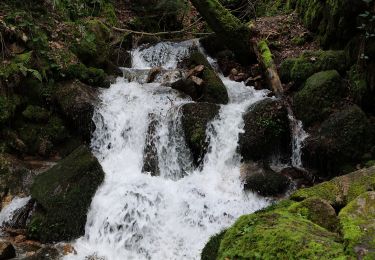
[287,107,309,169]
[65,40,270,260]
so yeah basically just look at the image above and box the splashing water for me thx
[66,41,270,260]
[0,196,31,229]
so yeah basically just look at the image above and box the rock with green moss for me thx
[71,19,111,69]
[289,0,367,48]
[288,197,339,232]
[22,105,50,123]
[302,105,373,177]
[65,63,108,88]
[258,40,273,69]
[291,166,375,208]
[190,0,255,64]
[205,166,375,259]
[338,191,375,259]
[201,230,227,260]
[293,70,343,127]
[280,50,347,85]
[217,209,346,259]
[55,80,98,141]
[186,51,229,104]
[28,145,104,242]
[181,103,220,166]
[239,98,291,161]
[0,95,21,125]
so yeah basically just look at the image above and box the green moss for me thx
[65,63,107,87]
[291,36,306,46]
[293,70,343,126]
[348,65,368,105]
[258,40,273,68]
[22,105,50,122]
[255,0,294,17]
[218,209,346,259]
[280,50,347,84]
[288,197,339,232]
[0,95,21,125]
[28,145,104,242]
[338,192,375,259]
[291,166,375,207]
[201,230,227,260]
[190,0,254,64]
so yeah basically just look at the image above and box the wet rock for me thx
[302,105,373,177]
[184,51,229,104]
[241,161,290,196]
[0,241,16,260]
[239,98,291,161]
[28,145,104,242]
[293,70,344,127]
[142,115,160,176]
[170,78,200,100]
[280,167,314,188]
[146,67,163,83]
[2,199,34,230]
[24,246,60,260]
[280,50,347,85]
[55,80,98,142]
[181,103,220,166]
[338,191,375,259]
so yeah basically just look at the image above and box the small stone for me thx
[187,65,205,78]
[191,76,204,86]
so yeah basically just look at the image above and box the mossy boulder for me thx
[293,70,344,127]
[280,50,347,85]
[302,105,373,177]
[22,105,50,123]
[28,145,104,242]
[239,98,291,161]
[0,94,21,125]
[291,166,375,208]
[55,80,98,141]
[16,116,69,156]
[185,51,229,104]
[181,103,220,166]
[288,197,339,232]
[338,191,375,259]
[241,161,290,197]
[205,166,375,259]
[71,19,112,70]
[217,209,346,259]
[65,63,108,88]
[289,0,367,48]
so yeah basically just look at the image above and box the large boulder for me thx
[28,145,104,242]
[293,70,344,127]
[302,105,373,177]
[203,166,375,259]
[338,191,375,259]
[280,50,347,85]
[181,103,220,166]
[55,80,98,142]
[241,162,290,197]
[181,51,229,104]
[291,166,375,208]
[217,208,345,259]
[239,99,291,161]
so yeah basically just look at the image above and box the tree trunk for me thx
[190,0,255,64]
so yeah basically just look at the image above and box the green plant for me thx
[357,0,375,61]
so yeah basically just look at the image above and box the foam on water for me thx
[0,196,31,228]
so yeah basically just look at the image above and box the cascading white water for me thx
[287,109,309,168]
[0,196,31,231]
[66,40,270,260]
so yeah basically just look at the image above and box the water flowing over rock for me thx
[64,40,270,260]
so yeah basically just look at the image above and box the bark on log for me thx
[190,0,256,64]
